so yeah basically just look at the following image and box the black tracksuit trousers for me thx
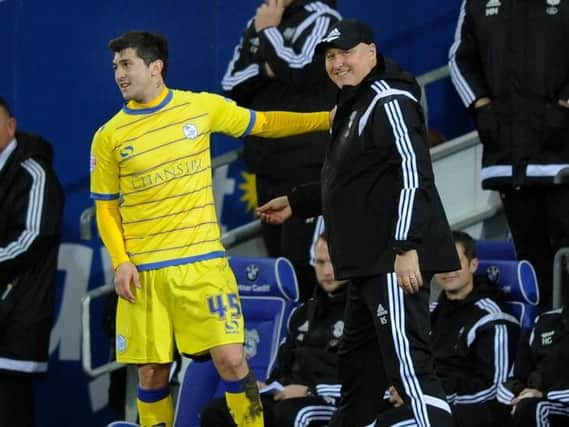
[329,273,454,427]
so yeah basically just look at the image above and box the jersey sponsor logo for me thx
[183,123,199,139]
[244,328,260,359]
[130,159,203,190]
[116,335,127,353]
[119,145,134,158]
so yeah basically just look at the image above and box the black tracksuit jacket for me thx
[288,58,460,279]
[221,0,340,185]
[431,278,520,405]
[498,307,569,404]
[449,0,569,188]
[0,132,64,330]
[266,284,346,403]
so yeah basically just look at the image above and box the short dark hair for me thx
[109,31,169,78]
[0,97,13,117]
[452,230,477,261]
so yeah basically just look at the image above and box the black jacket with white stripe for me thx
[449,0,569,188]
[288,58,459,279]
[0,132,64,302]
[221,0,339,183]
[498,307,569,405]
[430,278,519,405]
[267,283,346,404]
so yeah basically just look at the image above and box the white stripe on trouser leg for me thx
[423,395,452,414]
[362,420,376,427]
[392,419,419,427]
[294,405,336,427]
[387,273,430,427]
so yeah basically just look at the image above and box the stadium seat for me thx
[173,256,299,427]
[476,258,540,332]
[476,239,517,261]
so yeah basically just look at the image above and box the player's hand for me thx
[558,99,569,109]
[274,384,309,401]
[264,62,275,78]
[256,196,292,224]
[114,261,141,303]
[388,385,404,408]
[474,97,491,109]
[394,249,423,294]
[255,0,285,32]
[256,381,267,390]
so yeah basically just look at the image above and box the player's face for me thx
[325,42,377,88]
[435,243,478,298]
[314,239,342,294]
[113,48,156,103]
[0,107,16,153]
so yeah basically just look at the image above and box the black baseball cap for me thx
[315,19,375,55]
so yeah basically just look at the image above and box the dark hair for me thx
[317,231,328,243]
[452,230,477,261]
[109,31,169,78]
[0,97,13,117]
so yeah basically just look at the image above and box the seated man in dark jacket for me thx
[430,230,519,427]
[200,234,346,427]
[498,307,569,427]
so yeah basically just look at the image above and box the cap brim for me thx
[315,39,358,55]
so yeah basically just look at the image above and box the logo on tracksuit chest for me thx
[546,0,560,15]
[485,0,501,16]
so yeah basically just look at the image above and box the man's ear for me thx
[469,257,479,274]
[150,59,164,77]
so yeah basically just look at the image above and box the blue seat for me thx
[476,259,540,332]
[476,239,517,261]
[174,256,299,427]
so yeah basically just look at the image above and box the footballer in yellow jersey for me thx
[91,31,328,427]
[91,88,255,271]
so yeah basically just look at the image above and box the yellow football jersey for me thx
[90,88,255,271]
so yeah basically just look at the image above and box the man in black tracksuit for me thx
[449,0,569,307]
[498,307,569,426]
[430,230,519,427]
[257,19,460,427]
[201,234,346,426]
[222,0,340,300]
[0,97,64,426]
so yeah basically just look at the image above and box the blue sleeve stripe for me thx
[240,110,256,138]
[90,192,120,200]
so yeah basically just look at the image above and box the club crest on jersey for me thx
[183,123,199,139]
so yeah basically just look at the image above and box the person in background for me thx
[498,306,569,426]
[430,230,519,426]
[0,97,64,426]
[200,233,346,426]
[449,0,569,308]
[222,0,340,301]
[90,30,330,427]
